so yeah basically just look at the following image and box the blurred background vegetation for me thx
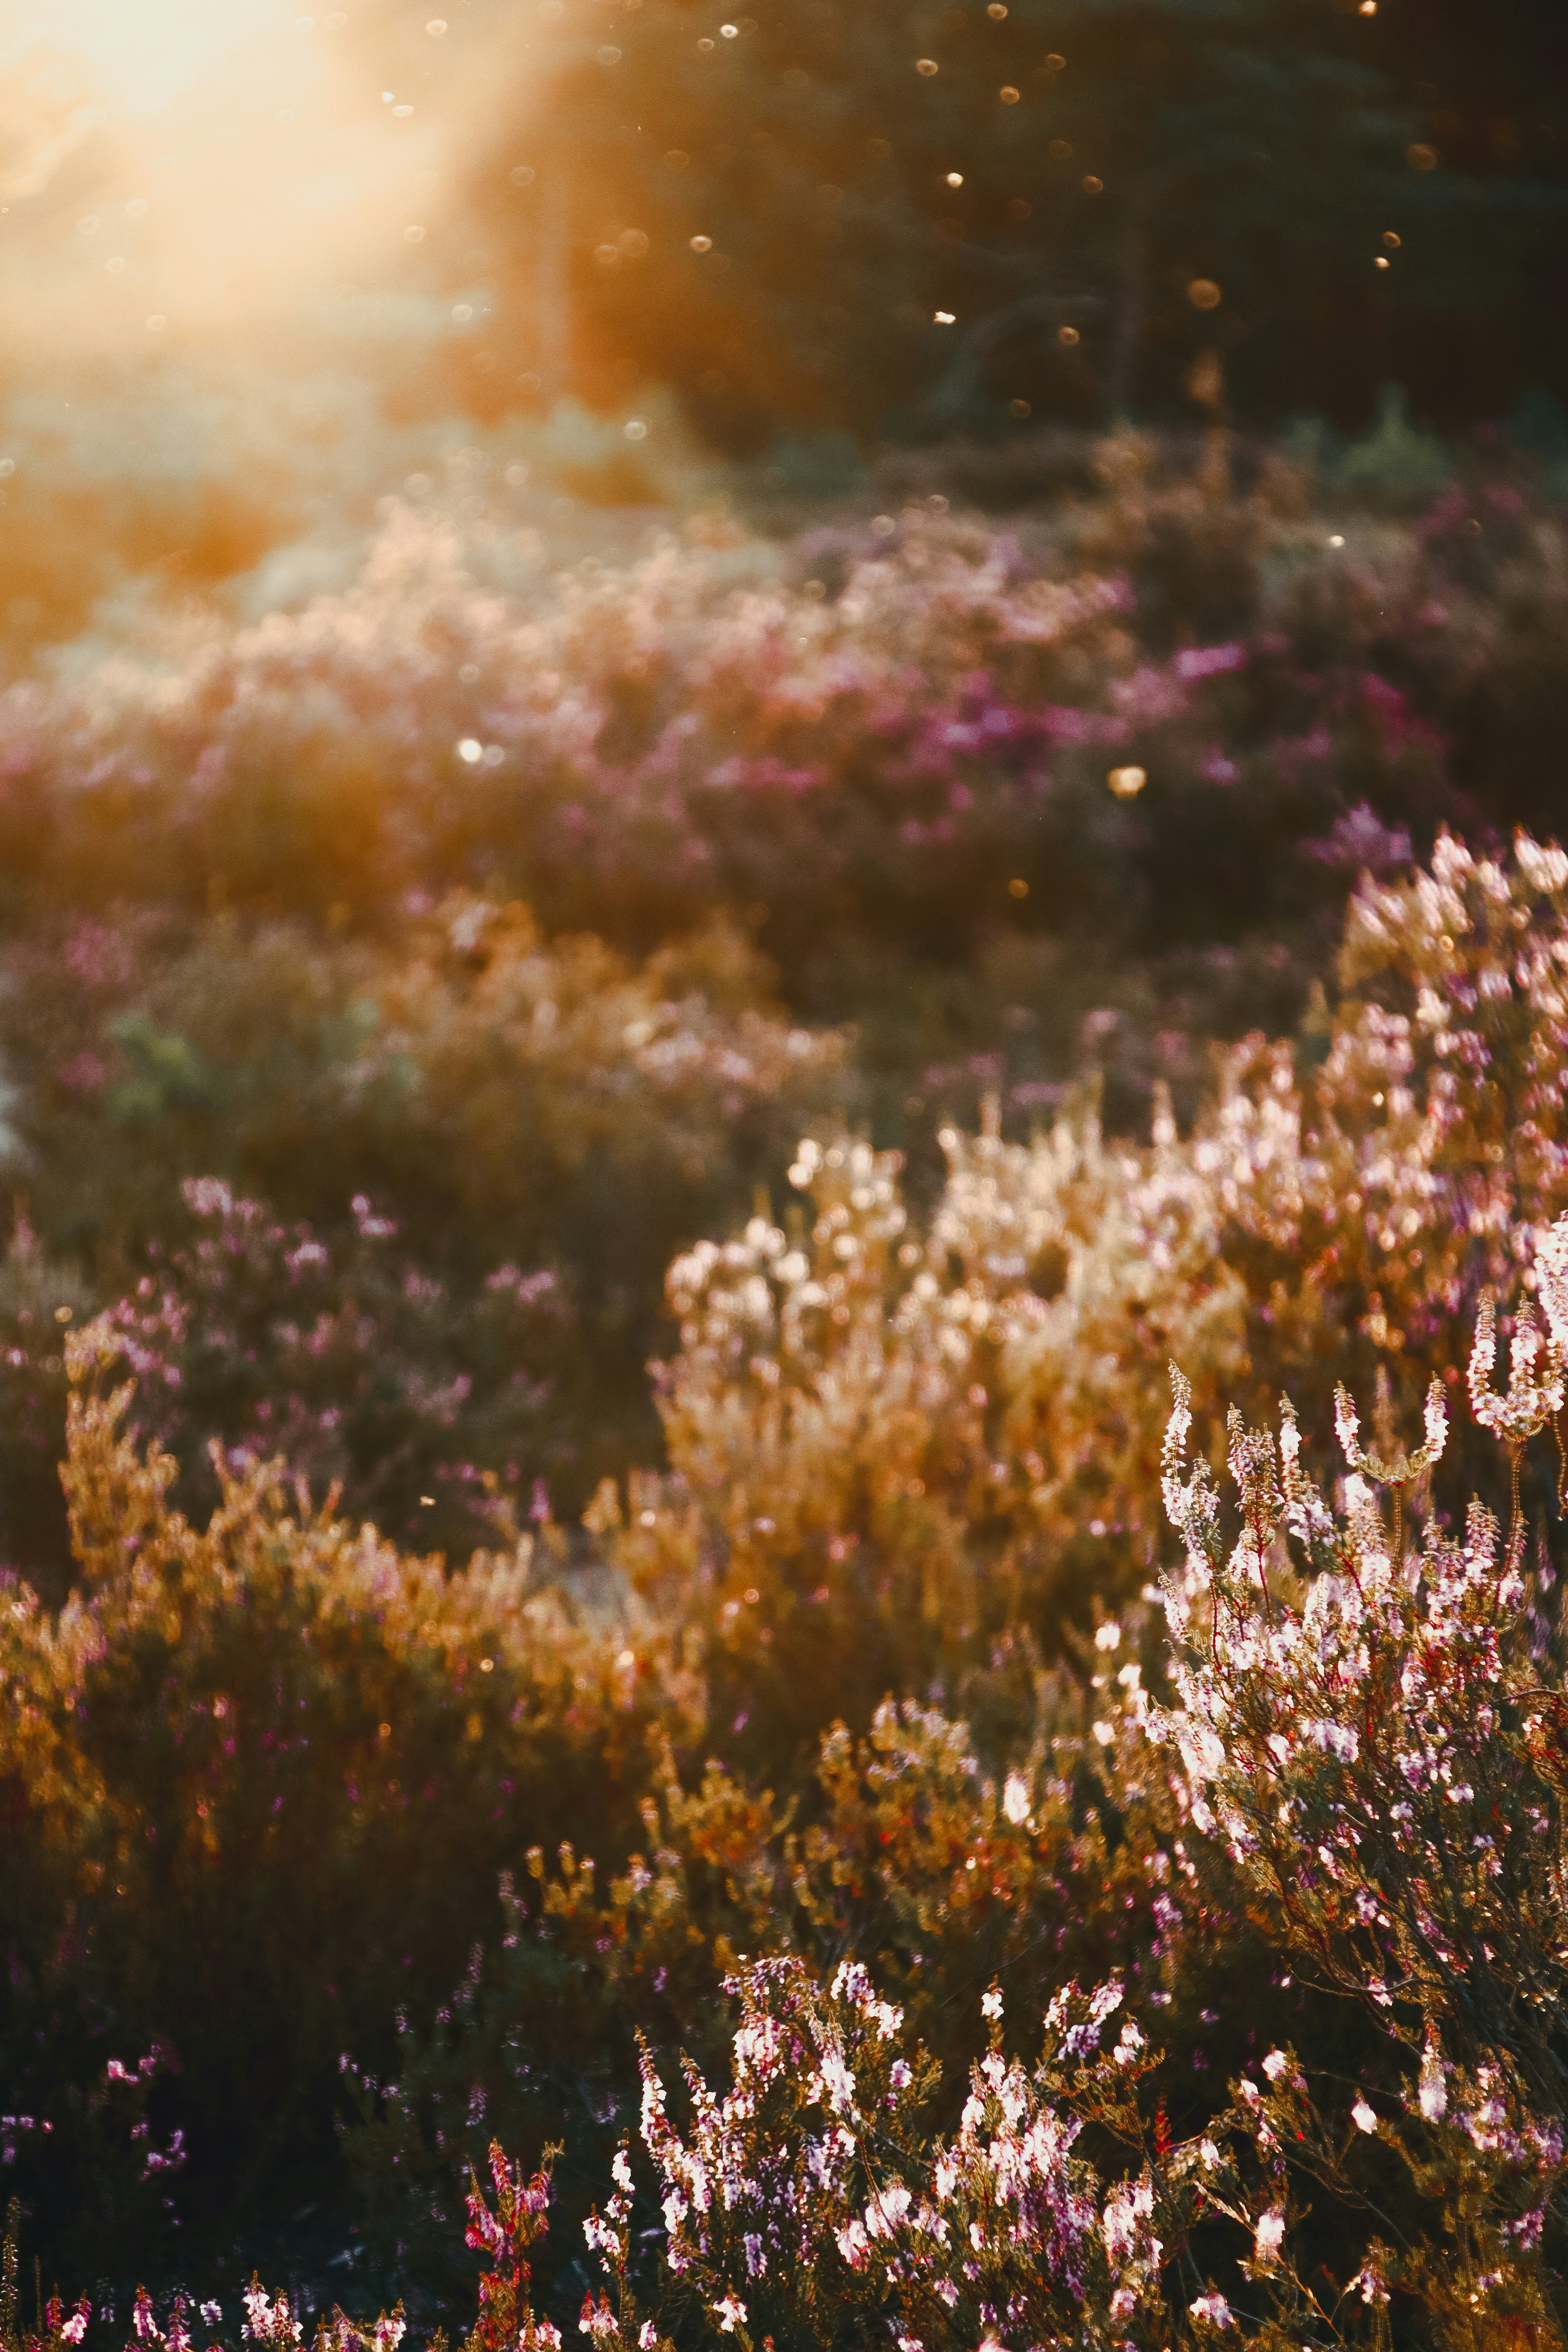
[1,0,1567,2328]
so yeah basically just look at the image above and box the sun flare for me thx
[18,0,278,113]
[0,0,485,354]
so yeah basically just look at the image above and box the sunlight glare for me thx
[17,0,278,112]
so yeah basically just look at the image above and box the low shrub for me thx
[0,1326,699,2291]
[43,1205,1568,2343]
[9,825,1568,2332]
[0,897,841,1587]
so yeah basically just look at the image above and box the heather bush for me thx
[320,828,1568,2324]
[15,1203,1568,2336]
[5,421,1568,2337]
[0,895,840,1584]
[0,1325,700,2291]
[2,457,1564,1067]
[94,1178,573,1576]
[596,828,1568,1771]
[348,1226,1568,2344]
[5,899,835,1274]
[347,1648,1299,2319]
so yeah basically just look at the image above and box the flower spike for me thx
[1468,1293,1564,1448]
[1334,1375,1447,1485]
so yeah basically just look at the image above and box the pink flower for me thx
[1189,2292,1233,2329]
[1253,2209,1285,2263]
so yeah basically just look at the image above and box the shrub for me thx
[0,1327,698,2291]
[0,896,841,1584]
[603,828,1568,1769]
[363,1224,1568,2343]
[13,825,1568,2324]
[2,460,1563,1055]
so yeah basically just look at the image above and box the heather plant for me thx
[15,895,837,1280]
[91,1179,571,1579]
[0,894,840,1568]
[12,795,1568,2316]
[345,824,1568,2311]
[608,1107,1244,1763]
[18,1216,1568,2334]
[604,828,1568,1766]
[344,1670,1231,2312]
[1145,1274,1568,2333]
[0,1325,699,2290]
[1198,826,1568,1497]
[0,2203,92,2352]
[2,462,1563,1039]
[0,1181,572,1602]
[356,1240,1568,2342]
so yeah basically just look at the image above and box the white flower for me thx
[836,2219,869,2269]
[1352,2096,1378,2134]
[1261,2049,1288,2081]
[714,2298,747,2334]
[1113,2022,1145,2065]
[1419,2044,1448,2123]
[981,1987,1003,2020]
[1002,1772,1031,1825]
[1352,2258,1390,2306]
[1253,2208,1285,2263]
[865,2185,911,2238]
[1189,2292,1233,2329]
